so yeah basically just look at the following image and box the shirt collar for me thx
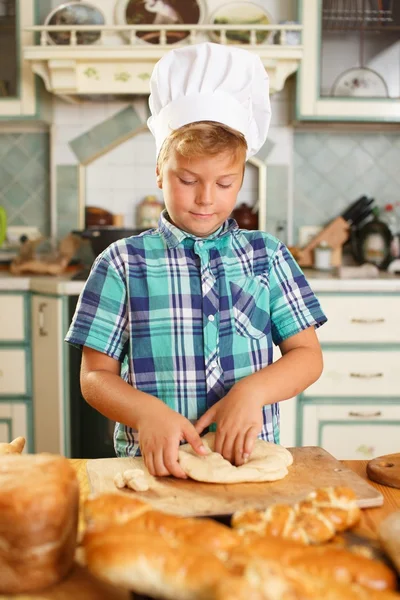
[158,209,239,249]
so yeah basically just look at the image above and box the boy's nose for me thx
[196,187,213,206]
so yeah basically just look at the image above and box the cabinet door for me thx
[0,401,29,450]
[301,403,400,459]
[0,294,25,341]
[0,0,36,117]
[297,0,400,121]
[0,349,27,395]
[32,296,66,454]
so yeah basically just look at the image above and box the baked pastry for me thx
[231,486,361,544]
[0,436,25,455]
[0,453,79,593]
[178,431,293,483]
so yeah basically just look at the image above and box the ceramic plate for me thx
[114,0,206,45]
[44,1,105,45]
[331,67,389,98]
[208,1,272,45]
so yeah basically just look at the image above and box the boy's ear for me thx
[156,165,163,189]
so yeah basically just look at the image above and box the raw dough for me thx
[113,468,153,492]
[178,432,292,484]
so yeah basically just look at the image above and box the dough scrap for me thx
[178,432,292,484]
[113,468,153,492]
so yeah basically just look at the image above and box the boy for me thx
[66,43,326,478]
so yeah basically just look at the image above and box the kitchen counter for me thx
[1,269,400,294]
[2,459,399,600]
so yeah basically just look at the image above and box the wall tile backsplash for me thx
[0,133,50,235]
[293,132,400,244]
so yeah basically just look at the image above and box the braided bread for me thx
[231,486,361,544]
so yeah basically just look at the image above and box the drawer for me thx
[302,403,400,460]
[0,295,25,341]
[0,401,29,450]
[304,350,400,397]
[0,349,27,395]
[317,296,400,343]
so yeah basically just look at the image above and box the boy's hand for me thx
[194,385,263,466]
[138,405,207,479]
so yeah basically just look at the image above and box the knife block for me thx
[297,216,350,268]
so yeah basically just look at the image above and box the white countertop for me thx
[1,269,400,294]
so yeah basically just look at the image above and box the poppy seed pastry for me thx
[0,453,79,593]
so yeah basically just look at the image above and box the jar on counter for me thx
[137,195,164,229]
[314,241,333,271]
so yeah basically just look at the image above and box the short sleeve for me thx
[65,254,129,361]
[269,242,327,345]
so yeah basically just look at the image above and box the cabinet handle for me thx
[38,302,48,337]
[348,411,382,418]
[349,372,383,379]
[350,318,385,324]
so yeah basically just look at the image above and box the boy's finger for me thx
[194,407,215,434]
[153,450,170,477]
[183,424,208,455]
[144,451,156,477]
[243,426,259,461]
[164,447,188,479]
[234,432,246,466]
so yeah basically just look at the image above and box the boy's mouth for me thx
[190,212,214,219]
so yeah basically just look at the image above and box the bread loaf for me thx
[0,453,79,593]
[0,436,25,455]
[231,486,361,544]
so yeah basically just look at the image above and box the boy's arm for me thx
[80,347,206,477]
[195,326,323,465]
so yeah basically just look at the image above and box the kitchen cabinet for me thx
[0,291,33,451]
[0,0,38,119]
[298,293,400,459]
[297,0,400,122]
[31,294,71,455]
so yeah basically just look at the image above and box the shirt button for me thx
[211,361,218,369]
[208,314,215,322]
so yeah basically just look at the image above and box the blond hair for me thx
[157,121,247,176]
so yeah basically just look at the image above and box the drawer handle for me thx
[348,411,382,418]
[350,318,385,324]
[349,372,383,379]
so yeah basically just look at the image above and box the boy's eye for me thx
[179,178,196,185]
[218,183,233,189]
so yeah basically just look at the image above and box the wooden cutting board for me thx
[367,453,400,489]
[86,446,383,516]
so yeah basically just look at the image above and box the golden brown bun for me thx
[84,527,231,600]
[232,486,361,544]
[0,453,79,593]
[84,491,151,530]
[228,535,397,592]
[0,436,25,455]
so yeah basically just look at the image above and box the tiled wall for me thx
[0,133,50,234]
[293,132,400,244]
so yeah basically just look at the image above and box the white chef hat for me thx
[147,42,271,160]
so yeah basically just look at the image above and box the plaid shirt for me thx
[66,211,327,457]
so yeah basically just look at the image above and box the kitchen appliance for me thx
[86,446,383,515]
[85,206,114,228]
[297,196,374,268]
[74,226,145,258]
[367,453,400,489]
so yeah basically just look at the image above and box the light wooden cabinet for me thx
[0,0,37,118]
[299,293,400,459]
[297,0,400,122]
[31,295,69,455]
[0,291,32,451]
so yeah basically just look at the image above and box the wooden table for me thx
[2,459,400,600]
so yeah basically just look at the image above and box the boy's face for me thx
[156,149,244,238]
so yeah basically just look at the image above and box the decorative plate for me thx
[44,1,105,46]
[114,0,206,45]
[208,1,272,45]
[331,67,389,98]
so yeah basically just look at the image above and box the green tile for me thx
[3,182,30,209]
[69,106,143,164]
[0,163,13,188]
[18,133,49,156]
[56,166,79,238]
[0,135,15,159]
[57,165,79,188]
[18,160,49,185]
[2,146,27,177]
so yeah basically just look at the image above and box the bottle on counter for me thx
[355,206,392,270]
[382,203,400,260]
[314,240,333,271]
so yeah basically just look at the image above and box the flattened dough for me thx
[178,432,293,484]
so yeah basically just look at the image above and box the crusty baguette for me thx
[228,535,397,592]
[84,492,151,530]
[0,436,25,455]
[0,453,79,593]
[84,527,231,600]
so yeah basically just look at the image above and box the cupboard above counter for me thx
[297,0,400,122]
